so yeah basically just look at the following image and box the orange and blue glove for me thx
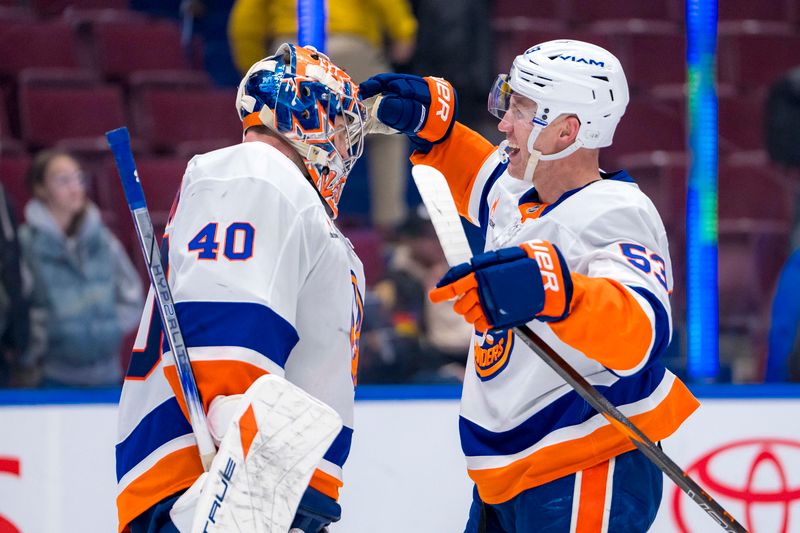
[359,73,457,153]
[429,240,573,332]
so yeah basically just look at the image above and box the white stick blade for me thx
[411,165,472,266]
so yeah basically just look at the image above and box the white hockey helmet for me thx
[236,43,367,218]
[488,39,629,180]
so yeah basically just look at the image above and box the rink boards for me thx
[0,385,799,532]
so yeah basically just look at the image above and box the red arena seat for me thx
[602,99,685,168]
[0,20,82,78]
[719,30,800,90]
[718,0,793,21]
[91,19,192,80]
[134,87,241,153]
[30,0,129,18]
[0,151,32,218]
[718,93,767,152]
[569,0,676,25]
[135,156,188,217]
[19,82,125,148]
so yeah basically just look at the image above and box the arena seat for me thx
[134,87,241,153]
[718,231,762,327]
[492,20,569,74]
[0,20,82,78]
[135,156,188,220]
[91,19,192,80]
[0,151,32,219]
[620,156,687,231]
[18,79,125,149]
[717,158,792,332]
[128,70,212,92]
[0,84,15,142]
[718,93,767,152]
[493,0,567,20]
[569,0,676,25]
[0,6,34,22]
[602,99,685,168]
[30,0,129,18]
[718,0,793,21]
[614,30,686,91]
[718,161,792,223]
[719,29,800,90]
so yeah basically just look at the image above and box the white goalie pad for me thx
[183,374,343,533]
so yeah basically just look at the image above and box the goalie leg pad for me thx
[183,374,343,533]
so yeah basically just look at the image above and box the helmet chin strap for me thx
[521,124,584,182]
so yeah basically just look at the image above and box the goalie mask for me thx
[236,43,367,218]
[487,39,629,181]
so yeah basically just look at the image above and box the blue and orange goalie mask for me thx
[236,43,367,218]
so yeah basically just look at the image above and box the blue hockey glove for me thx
[429,240,573,331]
[359,73,457,153]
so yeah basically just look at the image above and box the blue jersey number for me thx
[188,222,254,261]
[619,243,668,291]
[188,223,219,259]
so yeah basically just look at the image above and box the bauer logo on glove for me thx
[429,239,573,331]
[359,73,457,153]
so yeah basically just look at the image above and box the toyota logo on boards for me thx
[672,438,800,532]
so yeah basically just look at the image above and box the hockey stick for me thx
[106,127,216,472]
[411,164,747,533]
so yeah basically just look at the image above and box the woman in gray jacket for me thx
[19,150,144,387]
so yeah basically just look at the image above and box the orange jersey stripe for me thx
[550,274,653,372]
[117,446,201,532]
[163,359,268,419]
[309,467,344,500]
[410,122,495,220]
[469,377,698,504]
[575,460,610,533]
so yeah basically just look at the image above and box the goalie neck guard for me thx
[236,43,367,218]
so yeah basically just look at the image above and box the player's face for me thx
[498,94,536,178]
[332,114,350,161]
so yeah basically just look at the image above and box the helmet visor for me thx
[488,73,538,124]
[488,74,514,120]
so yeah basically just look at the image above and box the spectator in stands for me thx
[766,248,800,382]
[18,150,143,388]
[228,0,417,233]
[0,183,29,388]
[369,208,471,383]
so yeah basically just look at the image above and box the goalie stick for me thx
[411,164,747,533]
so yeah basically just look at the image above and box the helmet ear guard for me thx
[236,43,366,218]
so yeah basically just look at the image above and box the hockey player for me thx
[116,43,367,533]
[360,40,700,532]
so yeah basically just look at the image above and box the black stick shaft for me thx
[514,324,747,533]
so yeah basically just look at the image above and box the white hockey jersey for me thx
[115,142,364,531]
[412,123,699,505]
